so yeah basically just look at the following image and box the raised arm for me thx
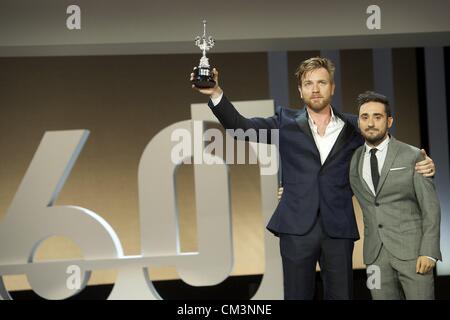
[191,68,279,143]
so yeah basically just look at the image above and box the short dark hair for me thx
[356,91,391,117]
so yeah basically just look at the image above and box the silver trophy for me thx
[191,20,216,88]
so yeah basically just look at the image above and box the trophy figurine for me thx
[191,20,216,88]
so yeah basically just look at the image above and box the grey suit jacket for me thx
[349,137,442,265]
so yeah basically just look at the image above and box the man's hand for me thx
[416,256,436,274]
[190,67,223,99]
[415,149,435,177]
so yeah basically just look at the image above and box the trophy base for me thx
[192,67,216,89]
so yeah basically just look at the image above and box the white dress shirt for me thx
[212,92,345,165]
[210,92,224,106]
[362,136,390,196]
[306,108,345,165]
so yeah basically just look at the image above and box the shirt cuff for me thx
[210,92,224,107]
[426,256,437,262]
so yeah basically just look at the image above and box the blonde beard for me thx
[305,97,332,112]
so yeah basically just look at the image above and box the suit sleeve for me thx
[349,149,360,196]
[413,152,442,260]
[208,95,280,144]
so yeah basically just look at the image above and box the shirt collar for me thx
[365,135,390,154]
[306,105,337,127]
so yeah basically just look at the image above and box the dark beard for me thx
[366,136,385,145]
[363,130,387,146]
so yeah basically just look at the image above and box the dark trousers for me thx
[279,214,354,300]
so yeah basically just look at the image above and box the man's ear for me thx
[298,86,303,99]
[388,116,394,129]
[331,82,335,96]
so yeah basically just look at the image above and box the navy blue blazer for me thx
[208,95,364,240]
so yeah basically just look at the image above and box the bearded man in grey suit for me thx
[349,91,442,300]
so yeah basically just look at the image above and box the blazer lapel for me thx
[357,145,375,197]
[294,108,314,139]
[375,137,400,195]
[294,108,321,159]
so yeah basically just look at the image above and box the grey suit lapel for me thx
[357,145,375,197]
[375,137,400,195]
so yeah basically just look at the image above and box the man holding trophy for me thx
[190,21,436,300]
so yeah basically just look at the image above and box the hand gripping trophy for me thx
[191,20,216,88]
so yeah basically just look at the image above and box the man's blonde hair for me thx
[295,57,335,86]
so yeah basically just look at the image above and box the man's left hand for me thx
[415,149,436,177]
[416,256,436,274]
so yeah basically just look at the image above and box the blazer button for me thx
[378,224,383,228]
[375,202,380,207]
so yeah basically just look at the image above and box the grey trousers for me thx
[367,245,435,300]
